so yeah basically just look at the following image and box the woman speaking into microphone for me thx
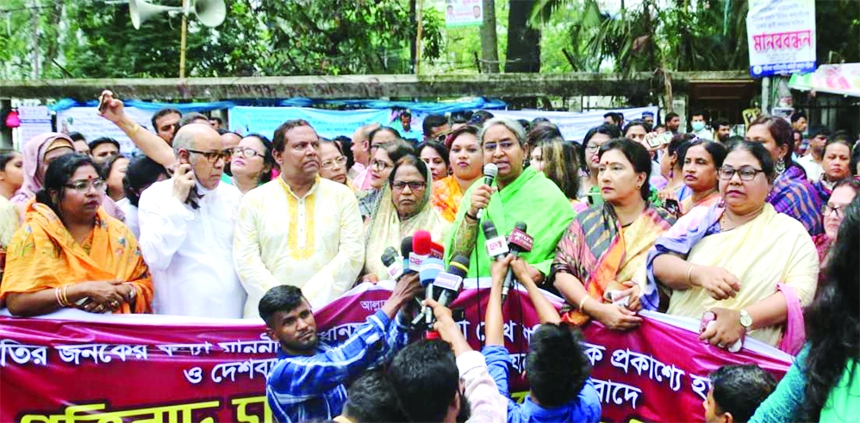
[444,118,574,282]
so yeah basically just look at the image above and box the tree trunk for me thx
[480,0,499,73]
[504,0,540,73]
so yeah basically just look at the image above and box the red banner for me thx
[0,282,792,423]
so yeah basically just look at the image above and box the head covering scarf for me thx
[364,163,451,279]
[11,133,74,206]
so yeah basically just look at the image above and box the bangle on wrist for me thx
[686,265,694,285]
[578,295,590,312]
[465,211,478,222]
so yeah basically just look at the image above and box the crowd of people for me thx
[0,95,857,423]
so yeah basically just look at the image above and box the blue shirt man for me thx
[260,279,419,423]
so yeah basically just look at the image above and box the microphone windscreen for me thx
[448,254,470,278]
[481,219,498,239]
[400,236,414,258]
[412,230,433,256]
[483,163,498,179]
[418,257,445,287]
[514,221,528,232]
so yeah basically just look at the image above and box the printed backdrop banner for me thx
[56,107,156,155]
[746,0,816,77]
[228,107,392,141]
[493,106,659,142]
[444,0,483,27]
[0,282,791,423]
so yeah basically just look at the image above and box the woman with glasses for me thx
[747,116,823,235]
[221,134,276,195]
[432,126,483,222]
[1,154,153,316]
[552,139,675,330]
[679,140,727,214]
[647,141,818,351]
[357,140,414,221]
[812,138,854,204]
[417,140,450,182]
[363,154,450,281]
[444,118,573,281]
[579,124,621,206]
[318,139,350,187]
[812,179,858,288]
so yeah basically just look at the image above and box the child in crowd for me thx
[481,255,601,423]
[704,364,777,423]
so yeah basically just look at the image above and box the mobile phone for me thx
[664,199,681,216]
[97,90,112,114]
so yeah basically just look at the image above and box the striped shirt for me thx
[766,165,823,235]
[265,310,409,423]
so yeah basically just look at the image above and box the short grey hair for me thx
[172,128,195,155]
[478,117,526,146]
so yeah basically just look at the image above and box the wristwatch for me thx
[739,309,753,331]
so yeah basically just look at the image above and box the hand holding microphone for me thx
[469,163,498,221]
[503,222,534,301]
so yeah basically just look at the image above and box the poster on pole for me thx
[444,0,483,27]
[746,0,816,77]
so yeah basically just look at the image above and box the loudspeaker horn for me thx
[191,0,226,28]
[129,0,181,29]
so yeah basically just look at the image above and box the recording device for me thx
[400,236,416,276]
[475,163,498,220]
[381,246,404,280]
[433,255,470,307]
[97,90,112,114]
[664,198,681,217]
[482,220,509,260]
[410,231,433,272]
[502,222,534,301]
[419,257,445,326]
[647,132,673,149]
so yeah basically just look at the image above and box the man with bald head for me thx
[137,124,246,318]
[349,123,379,189]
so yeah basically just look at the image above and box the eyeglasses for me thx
[718,166,765,181]
[321,156,347,170]
[65,179,107,193]
[370,159,393,172]
[822,203,846,218]
[392,181,426,192]
[586,143,605,152]
[187,149,232,163]
[483,140,517,153]
[232,147,263,159]
[435,132,451,143]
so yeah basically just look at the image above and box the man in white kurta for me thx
[234,121,364,318]
[138,124,246,318]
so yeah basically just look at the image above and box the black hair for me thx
[377,141,416,167]
[151,108,181,130]
[748,116,796,169]
[342,370,407,423]
[712,118,731,129]
[210,116,223,125]
[273,119,313,153]
[790,110,807,123]
[417,140,450,169]
[526,122,563,147]
[581,124,622,174]
[823,137,854,159]
[333,135,355,170]
[710,365,777,423]
[242,133,277,184]
[852,143,860,176]
[728,140,776,182]
[388,154,428,188]
[603,112,622,126]
[808,125,833,140]
[422,114,449,137]
[622,119,652,136]
[598,138,652,201]
[388,340,460,423]
[68,132,86,142]
[88,137,120,153]
[668,133,695,158]
[725,135,745,144]
[690,110,709,121]
[123,156,167,207]
[802,199,860,420]
[179,112,209,127]
[665,112,680,122]
[680,140,728,181]
[531,117,551,125]
[517,119,532,133]
[258,285,307,327]
[368,126,402,145]
[469,110,495,126]
[446,125,480,150]
[0,149,20,170]
[100,154,129,199]
[527,323,591,407]
[35,154,100,218]
[451,111,471,124]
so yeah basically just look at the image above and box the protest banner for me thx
[0,281,791,422]
[746,0,816,77]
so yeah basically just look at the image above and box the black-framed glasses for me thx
[822,203,846,218]
[65,179,107,193]
[718,166,765,181]
[321,156,347,170]
[370,158,393,172]
[232,147,263,159]
[435,132,451,143]
[188,149,232,163]
[392,181,426,192]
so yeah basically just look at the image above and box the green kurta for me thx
[444,166,575,278]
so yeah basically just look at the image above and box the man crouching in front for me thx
[259,276,420,423]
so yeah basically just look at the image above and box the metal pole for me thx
[761,76,771,115]
[179,0,188,79]
[414,0,424,75]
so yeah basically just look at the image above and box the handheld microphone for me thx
[410,230,433,272]
[502,222,534,301]
[434,255,470,307]
[401,236,417,275]
[475,163,498,220]
[482,220,510,261]
[381,246,404,281]
[417,257,445,326]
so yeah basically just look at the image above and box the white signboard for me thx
[57,107,155,155]
[746,0,816,77]
[444,0,483,28]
